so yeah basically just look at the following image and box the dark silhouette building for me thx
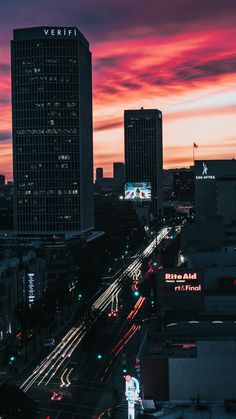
[0,176,5,187]
[124,108,163,217]
[95,167,103,184]
[113,162,125,186]
[173,170,194,201]
[11,26,94,237]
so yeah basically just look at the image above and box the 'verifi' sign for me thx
[157,270,204,312]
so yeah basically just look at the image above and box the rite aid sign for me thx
[165,272,198,281]
[157,270,204,311]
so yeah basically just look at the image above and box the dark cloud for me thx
[0,0,236,177]
[54,0,236,42]
[0,97,11,106]
[95,85,120,95]
[0,131,12,142]
[0,64,10,75]
[130,55,236,90]
[174,56,236,82]
[94,56,121,70]
[120,81,141,89]
[1,0,236,44]
[93,52,236,102]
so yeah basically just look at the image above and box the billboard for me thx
[157,270,204,312]
[125,182,151,201]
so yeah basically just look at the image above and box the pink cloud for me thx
[1,1,236,178]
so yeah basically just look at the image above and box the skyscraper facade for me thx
[11,27,94,237]
[124,108,163,216]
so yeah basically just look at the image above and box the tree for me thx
[0,383,38,418]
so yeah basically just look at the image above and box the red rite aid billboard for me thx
[157,270,204,311]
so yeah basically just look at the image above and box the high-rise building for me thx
[182,159,236,252]
[95,167,103,184]
[113,162,125,186]
[11,27,94,237]
[124,108,163,216]
[195,160,236,223]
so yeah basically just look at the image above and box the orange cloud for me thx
[1,3,236,179]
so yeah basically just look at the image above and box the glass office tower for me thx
[11,27,94,237]
[124,108,163,217]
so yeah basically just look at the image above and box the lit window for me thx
[58,155,70,161]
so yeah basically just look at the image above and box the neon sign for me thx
[125,375,140,402]
[158,269,204,311]
[28,273,35,303]
[165,272,197,281]
[174,284,202,292]
[125,375,141,419]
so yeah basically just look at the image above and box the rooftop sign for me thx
[195,162,215,180]
[43,28,77,37]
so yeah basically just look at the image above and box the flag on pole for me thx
[194,142,198,148]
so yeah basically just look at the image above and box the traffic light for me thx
[97,354,102,360]
[134,357,141,373]
[78,293,82,300]
[122,354,127,374]
[9,355,16,364]
[153,261,158,267]
[133,290,140,297]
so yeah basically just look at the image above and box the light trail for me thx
[100,324,141,383]
[65,368,73,387]
[114,325,140,358]
[60,368,68,388]
[111,324,141,357]
[127,296,146,320]
[20,227,170,392]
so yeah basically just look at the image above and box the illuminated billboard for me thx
[157,270,204,312]
[125,182,151,201]
[27,272,36,303]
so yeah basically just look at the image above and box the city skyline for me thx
[1,0,236,179]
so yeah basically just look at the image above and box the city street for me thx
[15,227,170,417]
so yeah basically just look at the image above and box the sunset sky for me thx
[1,0,236,179]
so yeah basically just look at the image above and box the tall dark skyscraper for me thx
[124,108,163,216]
[11,27,94,237]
